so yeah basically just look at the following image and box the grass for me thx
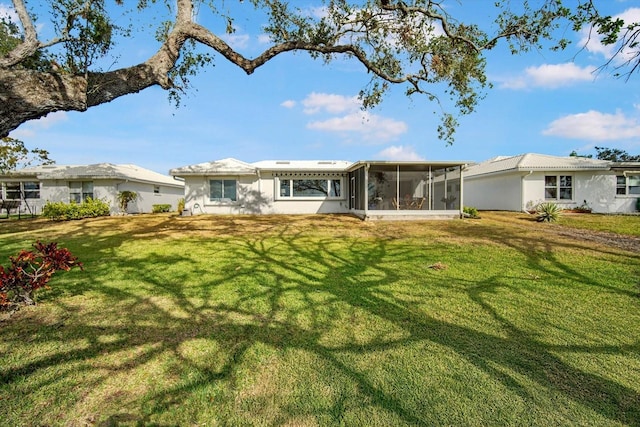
[0,212,639,426]
[556,212,640,237]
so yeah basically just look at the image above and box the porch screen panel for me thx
[368,165,396,210]
[349,167,366,210]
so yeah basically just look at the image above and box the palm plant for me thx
[536,202,561,222]
[117,191,137,213]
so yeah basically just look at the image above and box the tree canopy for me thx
[1,1,638,142]
[594,146,640,162]
[0,136,53,174]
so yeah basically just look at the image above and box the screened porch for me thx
[347,161,466,220]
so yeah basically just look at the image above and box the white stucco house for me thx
[0,163,185,215]
[464,153,640,214]
[170,158,467,220]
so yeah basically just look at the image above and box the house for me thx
[464,153,640,214]
[0,163,185,215]
[170,158,467,219]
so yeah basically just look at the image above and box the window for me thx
[3,182,39,199]
[23,182,40,199]
[70,181,94,203]
[545,175,572,200]
[5,182,21,199]
[616,175,640,195]
[209,179,237,202]
[153,185,160,194]
[278,178,343,199]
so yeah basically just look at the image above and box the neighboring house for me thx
[0,163,185,215]
[170,158,467,219]
[464,153,640,214]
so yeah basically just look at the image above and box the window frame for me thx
[208,178,238,203]
[544,175,573,201]
[616,175,640,196]
[276,176,345,201]
[69,181,94,203]
[2,181,40,200]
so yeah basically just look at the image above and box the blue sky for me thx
[3,1,640,174]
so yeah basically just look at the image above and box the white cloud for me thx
[580,7,640,64]
[499,63,596,89]
[302,92,360,115]
[291,92,409,143]
[0,3,18,22]
[542,109,640,140]
[10,111,68,139]
[222,33,250,50]
[376,145,425,161]
[307,110,407,143]
[257,34,271,44]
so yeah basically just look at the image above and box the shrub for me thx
[117,191,138,212]
[574,200,592,213]
[42,198,110,220]
[536,202,561,222]
[177,198,185,213]
[463,206,479,218]
[0,242,82,310]
[152,204,172,213]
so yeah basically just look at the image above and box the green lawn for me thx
[1,213,639,426]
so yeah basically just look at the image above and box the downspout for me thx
[521,170,533,213]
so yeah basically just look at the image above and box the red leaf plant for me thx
[0,241,82,310]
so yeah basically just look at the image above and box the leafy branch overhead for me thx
[0,1,637,142]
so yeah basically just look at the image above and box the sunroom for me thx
[347,161,467,220]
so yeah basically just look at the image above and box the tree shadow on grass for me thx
[1,215,639,425]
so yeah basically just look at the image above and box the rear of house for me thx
[464,153,640,214]
[0,163,184,215]
[170,158,467,219]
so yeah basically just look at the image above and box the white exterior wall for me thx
[522,171,636,214]
[468,170,638,214]
[182,173,350,215]
[183,175,265,215]
[464,174,522,211]
[114,181,184,213]
[10,179,183,215]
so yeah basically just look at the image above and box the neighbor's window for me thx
[69,181,94,203]
[278,178,342,199]
[154,185,160,194]
[3,182,40,199]
[210,179,237,202]
[616,175,640,195]
[545,175,572,200]
[5,182,22,199]
[23,181,40,199]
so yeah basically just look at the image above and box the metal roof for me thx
[465,153,611,178]
[169,158,257,176]
[3,163,183,187]
[251,160,352,172]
